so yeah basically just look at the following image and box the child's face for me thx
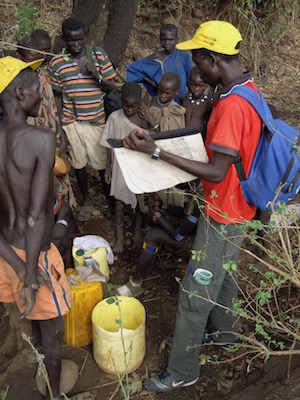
[122,97,140,118]
[160,30,178,54]
[63,28,85,56]
[20,50,41,63]
[158,81,178,104]
[188,77,206,98]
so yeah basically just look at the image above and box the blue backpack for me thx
[226,86,300,211]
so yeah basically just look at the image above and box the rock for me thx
[284,69,293,77]
[180,18,192,27]
[275,66,286,78]
[193,9,204,18]
[192,17,202,27]
[35,358,79,396]
[161,16,175,25]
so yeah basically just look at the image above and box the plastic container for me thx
[63,269,104,347]
[72,245,109,279]
[92,296,146,374]
[193,268,213,285]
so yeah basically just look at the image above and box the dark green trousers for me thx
[168,215,245,381]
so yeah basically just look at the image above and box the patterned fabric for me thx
[27,67,61,143]
[27,67,77,209]
[48,45,116,126]
[0,243,71,320]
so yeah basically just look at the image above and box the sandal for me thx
[116,277,144,297]
[77,205,93,222]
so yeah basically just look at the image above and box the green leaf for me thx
[188,290,198,298]
[210,190,218,199]
[106,297,115,304]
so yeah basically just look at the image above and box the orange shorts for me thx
[0,243,71,320]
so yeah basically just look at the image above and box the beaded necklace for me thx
[188,92,208,105]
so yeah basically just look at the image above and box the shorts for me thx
[0,243,71,320]
[63,121,107,170]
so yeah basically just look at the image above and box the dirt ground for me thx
[0,2,300,400]
[1,177,300,400]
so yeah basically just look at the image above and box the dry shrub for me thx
[0,0,72,54]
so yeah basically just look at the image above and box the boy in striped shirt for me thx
[49,17,117,221]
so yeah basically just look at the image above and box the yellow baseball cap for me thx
[0,56,44,94]
[176,20,243,55]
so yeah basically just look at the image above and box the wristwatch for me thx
[151,147,161,160]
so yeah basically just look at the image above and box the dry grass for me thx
[0,0,72,54]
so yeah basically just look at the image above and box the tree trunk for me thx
[102,0,139,67]
[66,0,138,67]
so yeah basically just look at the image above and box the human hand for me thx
[123,129,156,155]
[85,61,98,79]
[20,265,54,317]
[138,107,156,125]
[104,167,112,184]
[58,142,67,157]
[150,193,161,208]
[36,268,52,290]
[152,210,162,223]
[20,285,37,318]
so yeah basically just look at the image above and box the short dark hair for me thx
[121,82,141,101]
[0,68,37,105]
[62,17,85,36]
[160,24,178,38]
[192,48,239,63]
[17,37,39,57]
[189,65,202,81]
[160,72,181,90]
[31,29,51,43]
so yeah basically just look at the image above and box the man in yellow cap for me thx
[123,20,262,392]
[0,56,72,399]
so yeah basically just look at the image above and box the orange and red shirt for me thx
[202,72,262,224]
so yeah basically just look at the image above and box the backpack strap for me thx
[228,85,273,182]
[230,86,274,128]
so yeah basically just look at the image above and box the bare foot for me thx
[114,225,124,253]
[113,237,124,253]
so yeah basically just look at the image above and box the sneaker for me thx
[144,370,198,393]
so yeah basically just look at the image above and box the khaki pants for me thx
[64,121,107,170]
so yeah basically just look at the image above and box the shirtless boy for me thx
[180,66,212,131]
[0,56,71,399]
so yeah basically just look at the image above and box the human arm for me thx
[58,128,68,156]
[147,193,185,218]
[123,130,235,182]
[104,149,112,184]
[53,90,63,119]
[23,131,56,308]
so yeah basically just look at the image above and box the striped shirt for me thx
[48,45,116,125]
